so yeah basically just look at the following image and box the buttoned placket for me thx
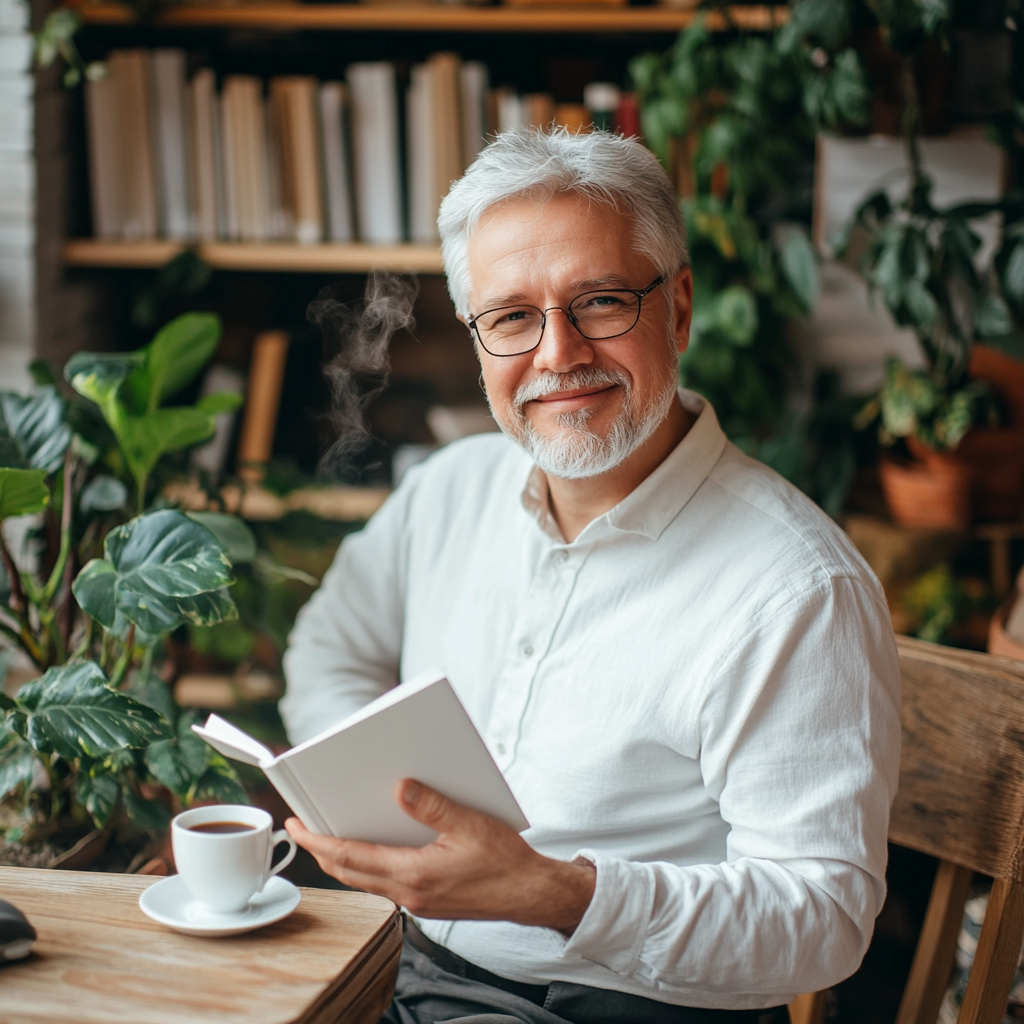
[486,543,581,769]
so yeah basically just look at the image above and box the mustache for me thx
[513,368,628,410]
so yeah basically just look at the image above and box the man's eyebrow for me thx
[475,275,638,311]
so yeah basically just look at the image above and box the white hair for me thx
[438,127,689,316]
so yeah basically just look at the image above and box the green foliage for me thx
[901,563,987,646]
[65,313,237,511]
[854,358,999,451]
[0,314,250,844]
[0,468,49,520]
[74,510,237,635]
[7,661,168,761]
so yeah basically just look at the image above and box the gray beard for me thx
[488,367,678,480]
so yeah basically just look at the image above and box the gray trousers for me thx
[379,941,788,1024]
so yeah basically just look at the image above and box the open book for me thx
[193,671,529,847]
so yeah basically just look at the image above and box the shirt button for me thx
[523,644,534,657]
[496,741,506,755]
[557,550,569,563]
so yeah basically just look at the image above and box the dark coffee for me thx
[187,821,255,835]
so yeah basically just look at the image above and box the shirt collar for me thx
[520,389,728,544]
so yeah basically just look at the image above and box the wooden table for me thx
[0,867,401,1024]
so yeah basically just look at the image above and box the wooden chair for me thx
[790,636,1024,1024]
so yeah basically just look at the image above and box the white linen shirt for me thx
[281,390,901,1010]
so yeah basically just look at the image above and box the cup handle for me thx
[265,829,298,885]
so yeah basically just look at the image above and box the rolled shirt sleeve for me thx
[562,576,900,997]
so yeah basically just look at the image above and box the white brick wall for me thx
[0,0,33,393]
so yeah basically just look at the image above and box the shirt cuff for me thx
[559,849,656,977]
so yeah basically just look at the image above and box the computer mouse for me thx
[0,899,36,962]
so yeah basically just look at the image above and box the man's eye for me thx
[578,294,626,310]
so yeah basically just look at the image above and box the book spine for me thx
[265,759,331,836]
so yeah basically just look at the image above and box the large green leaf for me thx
[76,768,121,828]
[124,313,222,413]
[715,286,759,346]
[73,559,118,629]
[64,351,141,428]
[0,387,71,474]
[187,512,256,564]
[105,509,233,598]
[74,510,237,635]
[118,408,216,492]
[0,727,38,800]
[0,467,49,520]
[196,391,243,415]
[10,660,170,761]
[777,227,819,313]
[123,789,172,828]
[79,475,128,514]
[145,713,211,798]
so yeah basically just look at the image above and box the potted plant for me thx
[630,2,870,514]
[0,313,252,869]
[841,2,1024,528]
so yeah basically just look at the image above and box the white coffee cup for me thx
[172,805,297,914]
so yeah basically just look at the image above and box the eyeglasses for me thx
[468,276,665,357]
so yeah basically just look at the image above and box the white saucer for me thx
[139,875,301,937]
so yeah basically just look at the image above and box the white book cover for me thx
[265,91,288,240]
[319,82,354,243]
[219,84,239,239]
[190,69,219,242]
[497,87,524,134]
[406,64,437,244]
[151,49,193,240]
[460,61,488,170]
[109,50,159,240]
[84,73,123,238]
[347,62,403,245]
[193,671,529,847]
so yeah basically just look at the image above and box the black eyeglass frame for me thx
[467,275,666,358]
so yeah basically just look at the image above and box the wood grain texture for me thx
[63,240,445,273]
[0,867,400,1024]
[890,636,1024,880]
[787,989,827,1024]
[792,639,1024,1024]
[958,878,1024,1024]
[71,3,786,33]
[895,860,973,1024]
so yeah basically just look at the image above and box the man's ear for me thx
[672,267,694,356]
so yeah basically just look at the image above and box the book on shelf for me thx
[348,61,403,245]
[193,670,530,846]
[151,49,193,240]
[190,68,221,242]
[319,82,355,243]
[82,48,643,247]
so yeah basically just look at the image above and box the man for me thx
[281,128,901,1024]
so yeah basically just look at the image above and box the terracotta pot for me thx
[970,344,1024,430]
[878,453,972,530]
[910,430,1024,522]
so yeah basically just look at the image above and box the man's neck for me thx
[545,396,695,543]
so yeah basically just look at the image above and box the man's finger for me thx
[396,778,472,833]
[285,815,411,876]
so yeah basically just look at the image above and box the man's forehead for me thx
[466,195,641,307]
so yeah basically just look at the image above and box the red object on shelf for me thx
[615,92,641,140]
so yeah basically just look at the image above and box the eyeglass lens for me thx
[474,289,644,356]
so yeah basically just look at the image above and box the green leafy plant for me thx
[630,2,868,507]
[838,0,1024,451]
[0,315,248,846]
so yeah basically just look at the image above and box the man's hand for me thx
[285,779,596,934]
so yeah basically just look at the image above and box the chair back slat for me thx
[890,637,1024,881]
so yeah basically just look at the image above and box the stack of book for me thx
[85,49,641,246]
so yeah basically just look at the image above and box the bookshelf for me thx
[74,4,786,34]
[63,239,445,272]
[48,3,786,489]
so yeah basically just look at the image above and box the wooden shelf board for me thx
[73,3,786,33]
[63,239,445,273]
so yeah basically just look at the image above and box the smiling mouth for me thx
[530,385,617,404]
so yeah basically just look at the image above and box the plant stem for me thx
[0,529,27,615]
[71,613,95,660]
[40,453,75,608]
[110,624,136,687]
[900,55,925,198]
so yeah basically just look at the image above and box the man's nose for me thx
[532,308,595,373]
